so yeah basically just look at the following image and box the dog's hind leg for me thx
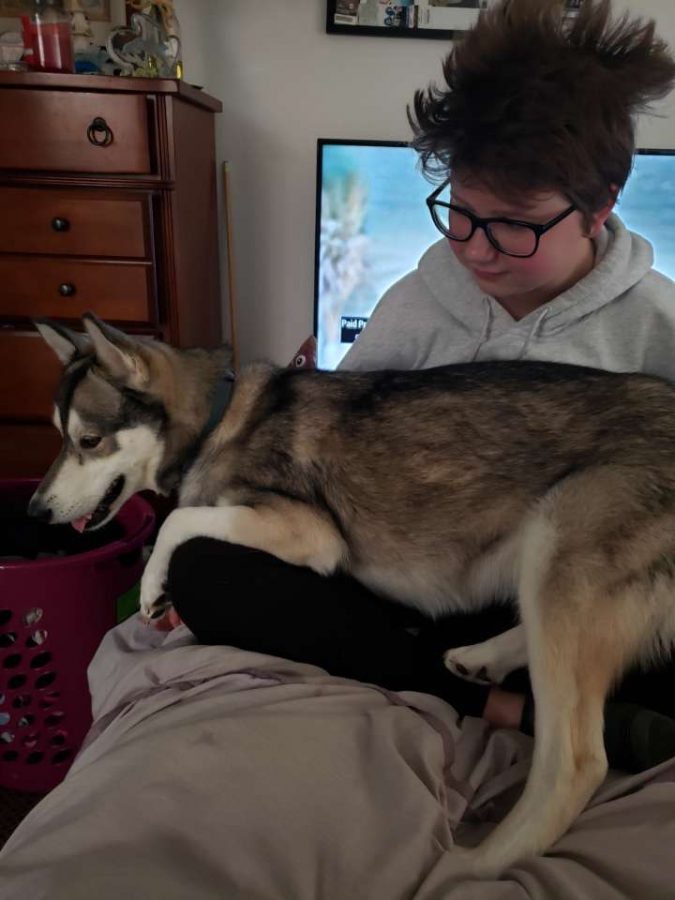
[466,585,618,874]
[140,500,348,619]
[440,498,664,881]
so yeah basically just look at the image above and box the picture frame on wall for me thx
[326,0,584,40]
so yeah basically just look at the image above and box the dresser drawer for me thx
[0,90,152,174]
[0,331,63,421]
[0,257,154,323]
[0,188,152,258]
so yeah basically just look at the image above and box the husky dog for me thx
[30,313,675,879]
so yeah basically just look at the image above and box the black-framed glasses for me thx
[426,179,577,258]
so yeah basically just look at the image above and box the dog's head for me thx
[28,314,167,531]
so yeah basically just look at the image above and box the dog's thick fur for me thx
[31,315,675,880]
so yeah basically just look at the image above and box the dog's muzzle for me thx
[27,496,53,523]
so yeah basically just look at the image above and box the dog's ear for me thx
[34,319,90,365]
[82,312,149,388]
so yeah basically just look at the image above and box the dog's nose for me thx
[27,496,53,523]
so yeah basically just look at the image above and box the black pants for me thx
[167,538,675,720]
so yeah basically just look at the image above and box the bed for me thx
[0,615,674,899]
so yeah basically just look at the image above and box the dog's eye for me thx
[79,435,101,450]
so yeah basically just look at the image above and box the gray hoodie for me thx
[339,213,675,382]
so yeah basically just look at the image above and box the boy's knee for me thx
[166,538,258,596]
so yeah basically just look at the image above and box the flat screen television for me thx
[313,140,675,369]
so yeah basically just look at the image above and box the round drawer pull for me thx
[58,283,76,298]
[51,217,70,233]
[86,116,113,147]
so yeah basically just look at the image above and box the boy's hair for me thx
[409,0,675,226]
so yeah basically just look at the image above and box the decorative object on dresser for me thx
[0,71,223,477]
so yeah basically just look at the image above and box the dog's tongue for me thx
[71,515,92,534]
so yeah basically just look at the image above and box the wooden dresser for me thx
[0,72,222,477]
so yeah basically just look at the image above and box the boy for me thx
[341,0,675,377]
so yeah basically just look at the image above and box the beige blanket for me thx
[1,616,674,900]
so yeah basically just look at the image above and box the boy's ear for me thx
[82,312,149,388]
[34,319,90,366]
[587,187,618,238]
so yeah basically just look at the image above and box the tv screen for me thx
[313,140,675,369]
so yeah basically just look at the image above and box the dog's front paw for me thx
[139,555,170,622]
[444,643,502,685]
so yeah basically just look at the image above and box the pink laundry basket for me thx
[0,478,154,793]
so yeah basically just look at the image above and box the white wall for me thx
[179,1,675,363]
[177,0,454,364]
